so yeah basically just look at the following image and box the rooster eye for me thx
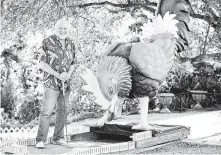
[109,87,114,95]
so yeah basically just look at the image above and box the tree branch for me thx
[67,1,156,13]
[36,0,49,15]
[54,0,67,16]
[68,0,221,31]
[70,0,220,30]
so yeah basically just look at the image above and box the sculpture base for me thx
[23,123,190,155]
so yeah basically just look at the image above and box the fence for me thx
[0,126,54,142]
[0,124,90,152]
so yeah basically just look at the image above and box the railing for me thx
[0,126,55,141]
[0,124,91,153]
[0,126,52,154]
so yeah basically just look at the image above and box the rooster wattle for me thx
[80,0,191,130]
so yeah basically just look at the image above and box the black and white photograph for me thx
[1,0,221,154]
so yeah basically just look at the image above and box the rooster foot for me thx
[95,119,106,127]
[132,123,155,130]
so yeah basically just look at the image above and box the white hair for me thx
[54,19,72,33]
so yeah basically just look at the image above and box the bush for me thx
[70,91,104,115]
[1,80,16,119]
[122,98,139,114]
[159,61,221,111]
[18,98,41,124]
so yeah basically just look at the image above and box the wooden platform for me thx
[89,123,190,148]
[24,123,190,155]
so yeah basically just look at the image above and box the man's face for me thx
[56,24,69,40]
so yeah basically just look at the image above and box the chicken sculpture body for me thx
[80,0,191,130]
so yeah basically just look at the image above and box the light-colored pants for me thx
[36,87,70,142]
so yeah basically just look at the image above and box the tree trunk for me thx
[202,22,211,55]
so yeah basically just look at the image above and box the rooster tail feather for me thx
[156,0,191,53]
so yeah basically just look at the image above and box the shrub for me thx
[17,98,41,124]
[1,80,16,119]
[159,61,221,111]
[122,98,139,115]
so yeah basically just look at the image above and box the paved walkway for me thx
[141,141,221,154]
[151,110,221,140]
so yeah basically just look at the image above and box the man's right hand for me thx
[59,72,69,82]
[53,71,65,82]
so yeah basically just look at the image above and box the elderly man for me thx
[36,19,75,148]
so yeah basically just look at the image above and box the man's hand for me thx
[53,71,72,82]
[60,72,69,82]
[66,73,72,81]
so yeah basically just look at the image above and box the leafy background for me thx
[0,0,221,128]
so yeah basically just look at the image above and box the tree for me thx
[1,0,220,57]
[1,0,220,33]
[1,0,220,124]
[190,0,221,37]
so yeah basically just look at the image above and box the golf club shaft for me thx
[62,82,68,146]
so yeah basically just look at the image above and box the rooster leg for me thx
[96,110,112,127]
[96,96,123,127]
[132,96,155,130]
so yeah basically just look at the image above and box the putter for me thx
[62,81,69,146]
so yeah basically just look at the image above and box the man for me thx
[36,19,75,149]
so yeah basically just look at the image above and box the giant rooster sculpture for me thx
[80,0,191,130]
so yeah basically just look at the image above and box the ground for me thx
[1,110,221,154]
[143,142,221,154]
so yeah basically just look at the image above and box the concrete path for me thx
[150,110,221,139]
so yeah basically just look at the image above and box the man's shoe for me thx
[53,139,67,146]
[36,141,44,149]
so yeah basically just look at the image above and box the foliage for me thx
[122,98,139,115]
[190,0,221,40]
[0,0,221,127]
[0,33,44,126]
[17,95,41,124]
[158,60,221,111]
[158,61,194,93]
[1,80,16,119]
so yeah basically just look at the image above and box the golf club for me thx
[62,81,69,147]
